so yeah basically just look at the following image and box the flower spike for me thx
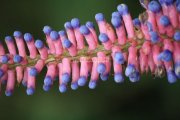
[0,0,180,96]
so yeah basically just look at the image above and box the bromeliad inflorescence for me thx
[0,0,180,96]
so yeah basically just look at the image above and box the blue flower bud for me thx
[50,31,59,40]
[97,63,106,74]
[86,21,95,29]
[5,90,13,97]
[24,33,33,42]
[125,64,136,77]
[1,55,9,63]
[43,85,51,92]
[164,0,175,5]
[160,15,170,27]
[114,73,124,83]
[117,4,129,15]
[95,13,105,21]
[111,17,122,28]
[129,72,140,83]
[5,36,13,42]
[114,52,125,64]
[13,55,23,63]
[59,84,67,93]
[58,30,66,36]
[64,22,73,29]
[99,33,109,43]
[133,18,141,27]
[158,50,173,62]
[150,31,160,43]
[80,25,90,35]
[88,81,97,89]
[62,73,70,83]
[167,71,177,84]
[26,87,35,95]
[100,74,109,81]
[44,76,53,86]
[35,39,44,49]
[112,11,121,18]
[29,67,38,77]
[174,31,180,41]
[13,31,22,38]
[78,76,87,86]
[62,39,72,48]
[71,82,78,90]
[43,26,52,35]
[71,18,80,28]
[148,1,161,13]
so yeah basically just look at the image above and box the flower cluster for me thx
[0,0,180,96]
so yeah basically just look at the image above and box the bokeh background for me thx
[0,0,180,120]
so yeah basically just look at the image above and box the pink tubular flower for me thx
[78,57,89,86]
[64,22,77,47]
[5,70,16,96]
[80,25,97,50]
[24,33,37,59]
[5,36,17,55]
[89,57,99,89]
[71,18,85,50]
[71,61,79,90]
[111,14,127,45]
[117,4,135,39]
[43,26,56,54]
[50,31,63,56]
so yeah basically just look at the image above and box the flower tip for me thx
[59,84,67,93]
[111,17,122,28]
[88,81,97,89]
[35,39,44,49]
[64,22,73,29]
[117,4,129,15]
[99,33,109,43]
[43,26,52,35]
[26,87,35,96]
[62,39,72,48]
[71,18,80,28]
[114,73,124,83]
[97,63,106,74]
[44,76,53,86]
[174,31,180,41]
[62,73,71,83]
[148,1,161,13]
[13,55,23,63]
[86,21,95,28]
[43,85,51,92]
[95,13,105,21]
[24,33,33,42]
[167,71,177,84]
[78,76,87,86]
[5,90,13,97]
[100,74,109,81]
[13,31,22,38]
[5,36,13,42]
[71,82,79,90]
[29,67,38,77]
[80,25,90,35]
[50,31,59,41]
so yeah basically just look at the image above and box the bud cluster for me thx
[0,0,180,96]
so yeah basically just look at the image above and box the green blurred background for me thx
[0,0,180,120]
